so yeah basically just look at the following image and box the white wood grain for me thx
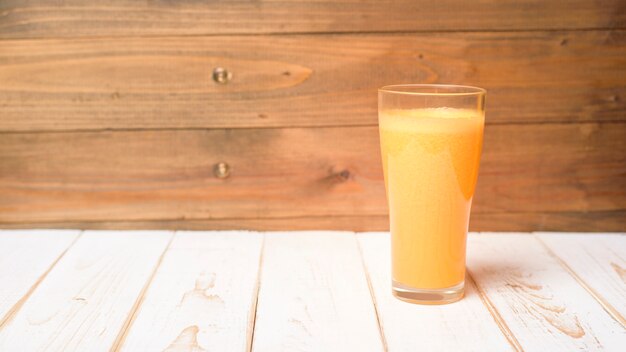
[252,232,384,352]
[0,230,80,326]
[536,232,626,326]
[468,233,626,351]
[357,232,515,352]
[118,231,264,352]
[0,230,172,352]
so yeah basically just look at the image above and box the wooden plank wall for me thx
[0,1,625,231]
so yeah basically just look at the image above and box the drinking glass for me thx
[378,84,486,304]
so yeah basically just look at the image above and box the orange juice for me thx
[379,108,484,290]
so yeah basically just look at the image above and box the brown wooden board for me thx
[1,31,625,132]
[1,123,624,228]
[1,1,625,39]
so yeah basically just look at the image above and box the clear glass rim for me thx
[379,84,486,97]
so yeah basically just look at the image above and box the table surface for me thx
[0,230,624,351]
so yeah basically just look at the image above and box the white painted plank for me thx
[0,230,172,352]
[468,233,626,351]
[537,232,626,325]
[118,231,264,352]
[0,230,80,325]
[357,232,515,352]
[252,232,384,352]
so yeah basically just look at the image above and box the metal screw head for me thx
[212,67,231,84]
[213,162,231,179]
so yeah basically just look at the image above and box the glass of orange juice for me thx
[378,84,486,304]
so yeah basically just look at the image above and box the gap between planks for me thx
[1,27,625,44]
[534,234,626,328]
[355,237,389,352]
[247,234,266,352]
[465,271,524,352]
[2,119,625,136]
[357,231,521,351]
[0,231,83,329]
[109,232,176,352]
[107,231,266,352]
[356,232,626,351]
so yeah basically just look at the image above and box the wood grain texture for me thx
[0,230,79,326]
[1,31,625,132]
[1,0,625,39]
[119,231,263,352]
[468,233,626,351]
[357,232,516,351]
[537,233,626,326]
[0,230,172,352]
[252,232,384,351]
[1,123,624,228]
[1,211,624,232]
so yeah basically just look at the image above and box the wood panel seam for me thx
[2,27,626,43]
[466,269,524,352]
[2,210,625,227]
[355,234,389,352]
[247,233,266,352]
[0,230,82,330]
[2,120,626,135]
[109,231,176,352]
[534,234,626,328]
[0,124,378,135]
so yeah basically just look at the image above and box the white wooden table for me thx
[0,230,624,351]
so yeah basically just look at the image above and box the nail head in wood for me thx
[212,67,232,84]
[214,162,231,179]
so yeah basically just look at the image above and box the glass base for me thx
[392,280,464,305]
